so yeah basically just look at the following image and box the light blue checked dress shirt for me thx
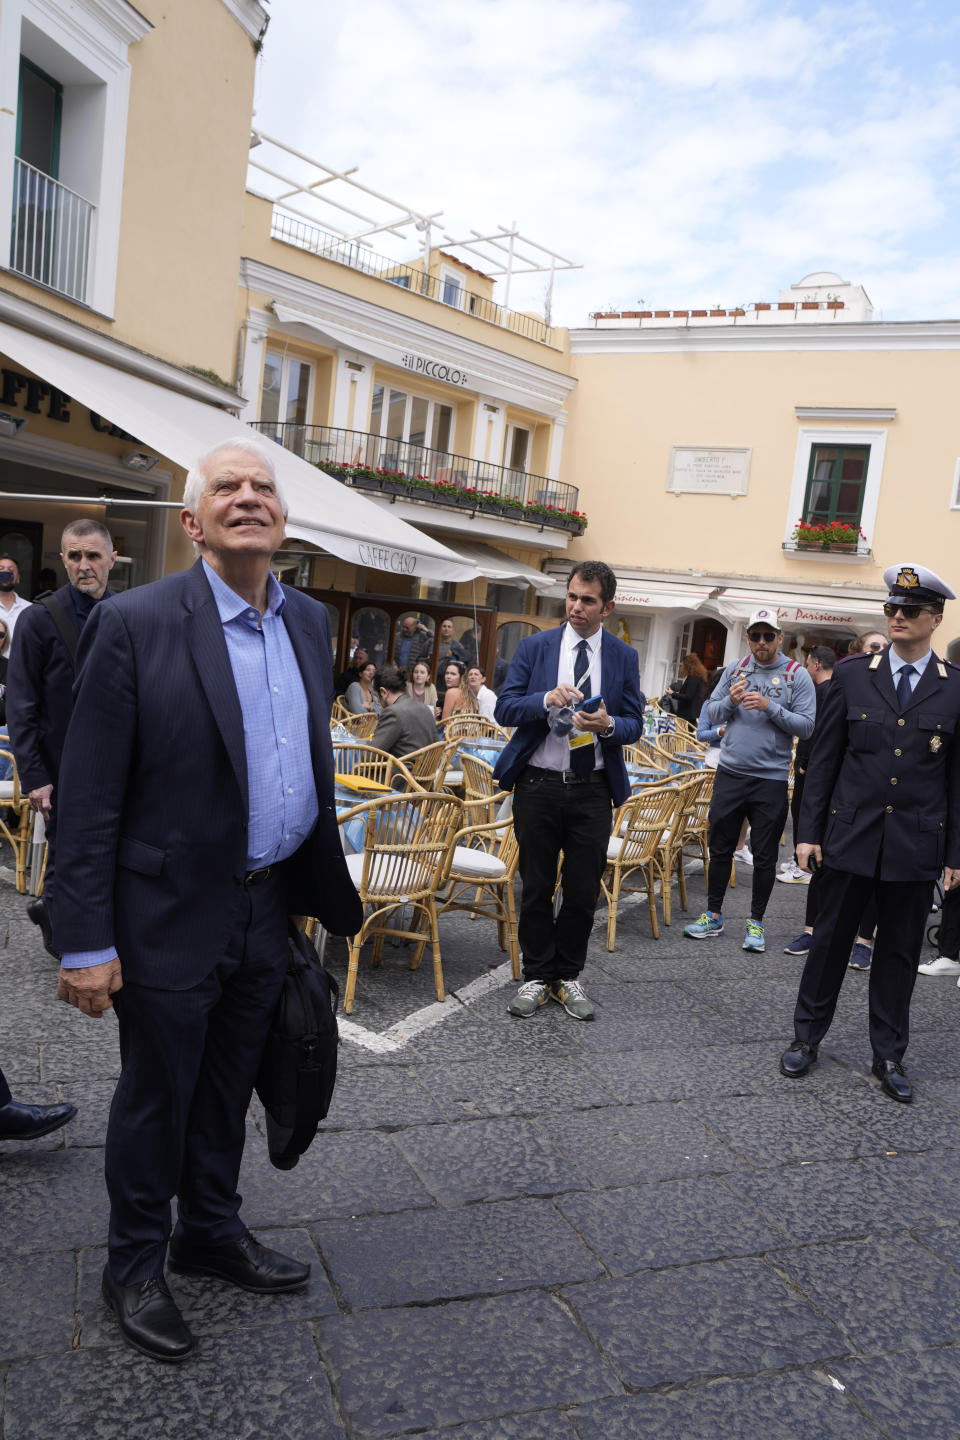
[61,562,319,969]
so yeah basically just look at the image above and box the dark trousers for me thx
[804,867,877,939]
[937,885,960,959]
[793,865,934,1061]
[105,871,288,1286]
[707,768,789,921]
[513,768,612,982]
[791,769,806,864]
[0,1065,10,1107]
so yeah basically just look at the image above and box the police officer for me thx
[780,565,960,1102]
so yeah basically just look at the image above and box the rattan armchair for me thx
[336,791,462,1013]
[441,713,509,741]
[601,783,687,946]
[333,711,379,740]
[437,793,521,980]
[331,742,424,792]
[400,740,448,790]
[0,750,36,894]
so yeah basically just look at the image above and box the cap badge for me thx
[930,734,943,754]
[896,567,920,590]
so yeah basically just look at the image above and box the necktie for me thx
[571,639,594,775]
[896,663,915,711]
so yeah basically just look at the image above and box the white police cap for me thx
[883,564,956,606]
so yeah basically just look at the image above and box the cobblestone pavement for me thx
[3,857,960,1439]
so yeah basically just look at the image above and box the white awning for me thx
[438,540,555,592]
[714,589,883,628]
[0,322,478,581]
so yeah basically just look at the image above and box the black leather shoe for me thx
[26,897,60,960]
[101,1267,193,1362]
[168,1233,310,1293]
[780,1041,819,1077]
[0,1098,76,1140]
[872,1057,913,1103]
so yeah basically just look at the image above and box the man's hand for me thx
[573,702,611,734]
[58,959,122,1018]
[945,868,960,892]
[741,690,771,712]
[728,678,747,707]
[545,684,583,709]
[28,784,53,819]
[796,843,822,874]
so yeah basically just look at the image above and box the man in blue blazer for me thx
[494,561,644,1020]
[52,438,362,1361]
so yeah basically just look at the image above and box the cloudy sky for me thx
[252,0,960,327]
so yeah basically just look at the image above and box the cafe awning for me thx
[436,540,555,592]
[0,321,479,581]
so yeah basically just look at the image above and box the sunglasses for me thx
[748,631,778,643]
[882,602,936,619]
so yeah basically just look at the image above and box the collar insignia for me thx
[938,661,948,679]
[869,654,882,670]
[896,566,920,590]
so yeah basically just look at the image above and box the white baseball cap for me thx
[747,607,781,632]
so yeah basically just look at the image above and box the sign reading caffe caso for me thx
[400,352,470,388]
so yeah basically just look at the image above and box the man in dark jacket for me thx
[781,565,960,1102]
[371,664,437,757]
[6,519,117,948]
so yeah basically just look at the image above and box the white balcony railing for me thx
[10,157,94,305]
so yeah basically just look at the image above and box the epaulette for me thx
[946,659,960,672]
[836,651,871,666]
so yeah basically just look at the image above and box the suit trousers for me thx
[105,870,288,1286]
[938,884,960,960]
[512,767,612,982]
[792,864,934,1061]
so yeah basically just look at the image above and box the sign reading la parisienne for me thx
[400,352,470,387]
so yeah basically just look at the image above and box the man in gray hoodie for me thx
[684,608,816,952]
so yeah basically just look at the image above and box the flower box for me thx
[350,473,381,491]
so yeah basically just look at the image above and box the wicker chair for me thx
[334,711,379,740]
[400,740,448,791]
[437,794,521,980]
[666,770,715,912]
[331,696,351,722]
[601,783,687,946]
[459,753,498,823]
[623,741,672,780]
[441,713,508,741]
[336,791,462,1013]
[0,750,36,894]
[331,742,424,792]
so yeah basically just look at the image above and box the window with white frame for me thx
[503,424,530,473]
[368,384,454,457]
[440,267,463,308]
[260,351,312,431]
[784,426,888,552]
[0,0,151,314]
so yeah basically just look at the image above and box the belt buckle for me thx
[562,769,581,785]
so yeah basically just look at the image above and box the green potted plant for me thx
[790,519,863,551]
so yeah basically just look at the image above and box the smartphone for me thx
[579,694,604,713]
[807,854,820,874]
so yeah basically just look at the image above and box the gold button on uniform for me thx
[894,748,902,756]
[898,718,906,727]
[860,713,867,719]
[890,777,898,785]
[886,805,894,813]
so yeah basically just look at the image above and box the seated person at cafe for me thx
[370,665,438,758]
[345,658,381,715]
[466,664,497,720]
[406,660,437,711]
[335,646,368,697]
[440,660,476,721]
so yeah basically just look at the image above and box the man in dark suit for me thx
[52,438,362,1361]
[494,561,644,1021]
[370,663,437,757]
[7,520,117,952]
[781,564,960,1102]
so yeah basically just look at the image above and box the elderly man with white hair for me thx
[51,438,361,1361]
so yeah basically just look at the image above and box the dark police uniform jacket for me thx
[798,647,960,882]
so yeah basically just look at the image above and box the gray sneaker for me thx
[548,978,596,1021]
[507,980,549,1017]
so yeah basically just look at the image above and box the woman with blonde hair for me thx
[406,659,437,710]
[440,660,477,721]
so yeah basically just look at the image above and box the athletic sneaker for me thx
[684,912,724,939]
[548,978,595,1021]
[733,845,754,866]
[848,943,872,971]
[784,932,813,956]
[775,864,811,885]
[918,956,960,976]
[507,980,549,1017]
[742,919,766,952]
